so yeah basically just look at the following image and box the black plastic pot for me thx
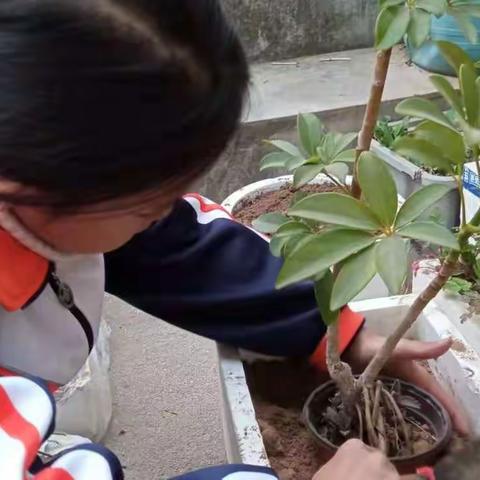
[303,378,453,474]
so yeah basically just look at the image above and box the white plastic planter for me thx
[371,140,460,229]
[413,259,480,356]
[218,295,480,466]
[222,175,393,302]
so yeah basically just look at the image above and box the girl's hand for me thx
[313,439,399,480]
[343,328,471,436]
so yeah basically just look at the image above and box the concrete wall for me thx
[221,0,378,62]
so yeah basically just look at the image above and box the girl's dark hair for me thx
[0,0,249,209]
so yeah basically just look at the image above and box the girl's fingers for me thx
[390,338,453,361]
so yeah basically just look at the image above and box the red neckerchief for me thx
[0,229,49,311]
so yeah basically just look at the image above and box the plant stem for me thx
[324,172,351,194]
[455,172,467,226]
[360,210,480,386]
[360,250,460,386]
[326,322,357,412]
[352,48,393,198]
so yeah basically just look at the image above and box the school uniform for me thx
[0,194,364,479]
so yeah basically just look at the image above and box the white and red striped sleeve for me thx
[0,376,122,480]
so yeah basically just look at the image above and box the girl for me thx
[0,0,467,478]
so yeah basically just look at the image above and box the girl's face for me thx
[10,188,185,254]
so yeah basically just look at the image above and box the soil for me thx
[246,360,441,480]
[234,183,342,228]
[245,360,328,480]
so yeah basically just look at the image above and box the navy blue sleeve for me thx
[172,465,278,480]
[104,194,326,357]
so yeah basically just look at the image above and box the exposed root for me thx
[383,388,412,455]
[363,386,378,447]
[372,380,382,426]
[355,403,364,442]
[376,407,388,455]
[407,417,436,442]
[320,381,437,457]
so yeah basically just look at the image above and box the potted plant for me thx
[223,0,480,474]
[222,118,401,301]
[223,116,356,228]
[273,0,480,470]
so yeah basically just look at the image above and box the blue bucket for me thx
[408,11,480,76]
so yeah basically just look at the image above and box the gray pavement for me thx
[247,46,457,123]
[103,296,226,480]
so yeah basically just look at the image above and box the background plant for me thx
[260,113,357,190]
[374,116,410,148]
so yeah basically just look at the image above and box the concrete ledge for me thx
[197,47,453,202]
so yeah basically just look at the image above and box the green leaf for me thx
[375,236,409,294]
[436,40,475,74]
[282,233,316,258]
[408,8,431,47]
[395,97,455,130]
[397,221,460,249]
[380,0,405,7]
[429,75,463,117]
[458,118,480,146]
[324,163,349,183]
[460,63,479,126]
[333,149,357,163]
[276,230,376,288]
[376,5,411,50]
[358,152,398,227]
[318,133,334,160]
[450,3,480,18]
[395,184,453,228]
[444,277,473,294]
[286,156,307,171]
[292,191,310,204]
[273,221,311,238]
[319,132,354,161]
[416,0,447,16]
[269,236,285,257]
[289,193,382,230]
[453,13,478,43]
[270,222,311,257]
[393,136,453,173]
[260,152,292,171]
[412,121,465,165]
[331,245,377,310]
[330,132,358,158]
[252,212,289,234]
[298,113,323,157]
[293,164,325,188]
[315,270,340,326]
[266,140,303,157]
